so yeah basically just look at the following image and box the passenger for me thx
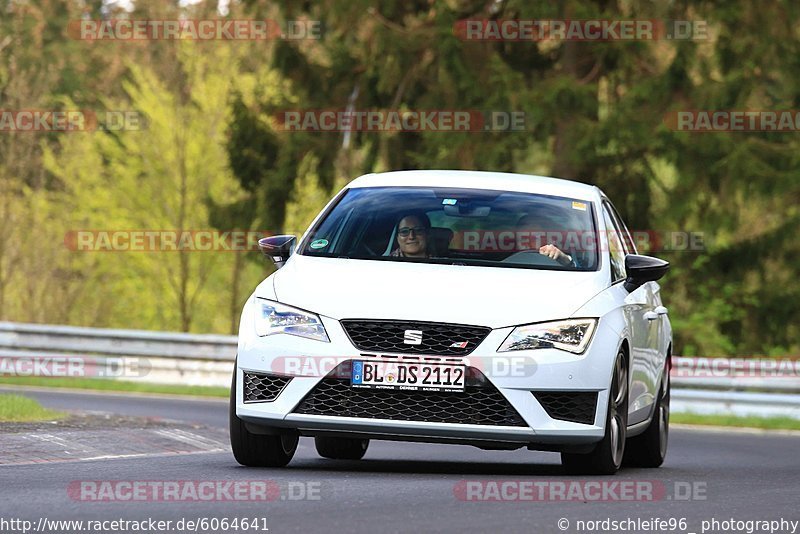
[390,212,431,258]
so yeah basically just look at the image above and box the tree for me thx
[45,43,255,332]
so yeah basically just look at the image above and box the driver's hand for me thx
[539,244,572,266]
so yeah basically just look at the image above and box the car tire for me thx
[229,366,298,467]
[314,437,370,460]
[624,358,670,468]
[561,350,629,475]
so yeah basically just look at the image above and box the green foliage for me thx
[41,42,265,332]
[284,153,329,235]
[0,0,797,356]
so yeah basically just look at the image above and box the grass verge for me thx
[672,412,800,431]
[0,377,228,398]
[0,393,66,422]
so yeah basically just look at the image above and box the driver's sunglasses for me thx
[397,226,427,238]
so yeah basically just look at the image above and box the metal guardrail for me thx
[0,321,798,419]
[672,356,800,393]
[0,321,236,387]
[671,389,800,420]
[0,321,236,360]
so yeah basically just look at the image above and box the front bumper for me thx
[236,315,620,448]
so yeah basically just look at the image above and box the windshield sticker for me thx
[309,238,329,249]
[571,201,587,211]
[442,198,458,205]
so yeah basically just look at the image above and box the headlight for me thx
[497,319,597,354]
[254,298,329,342]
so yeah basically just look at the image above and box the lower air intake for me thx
[533,391,598,425]
[243,371,292,403]
[293,363,527,427]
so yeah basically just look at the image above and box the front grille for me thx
[243,371,292,403]
[340,319,490,356]
[533,391,598,425]
[293,363,527,427]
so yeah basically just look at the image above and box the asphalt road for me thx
[1,386,799,534]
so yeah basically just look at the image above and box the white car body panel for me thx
[236,170,672,450]
[270,255,606,328]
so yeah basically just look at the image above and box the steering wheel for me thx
[503,249,564,267]
[353,241,380,257]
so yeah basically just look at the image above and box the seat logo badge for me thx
[449,341,468,349]
[403,330,423,345]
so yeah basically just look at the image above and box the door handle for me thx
[644,311,659,321]
[655,306,668,315]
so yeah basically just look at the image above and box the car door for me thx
[606,201,666,404]
[601,201,655,425]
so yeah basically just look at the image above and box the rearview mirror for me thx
[258,235,296,269]
[443,203,491,217]
[623,254,669,292]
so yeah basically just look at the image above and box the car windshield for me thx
[298,186,599,271]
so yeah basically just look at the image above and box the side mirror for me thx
[258,235,297,269]
[623,254,669,292]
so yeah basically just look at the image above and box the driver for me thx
[517,213,575,267]
[390,212,431,258]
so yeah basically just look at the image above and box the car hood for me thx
[267,255,606,329]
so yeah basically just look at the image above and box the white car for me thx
[230,170,672,474]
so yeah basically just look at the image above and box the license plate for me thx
[351,360,465,392]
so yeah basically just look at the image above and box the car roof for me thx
[347,170,602,202]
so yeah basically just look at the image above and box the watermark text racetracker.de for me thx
[64,228,706,253]
[68,479,326,502]
[673,357,800,379]
[64,230,270,252]
[0,516,270,534]
[0,355,149,378]
[69,18,322,41]
[454,479,707,502]
[267,355,537,380]
[0,110,145,132]
[273,109,527,132]
[454,19,708,41]
[451,229,706,253]
[666,110,800,132]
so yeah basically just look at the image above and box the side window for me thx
[602,203,627,282]
[606,201,636,254]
